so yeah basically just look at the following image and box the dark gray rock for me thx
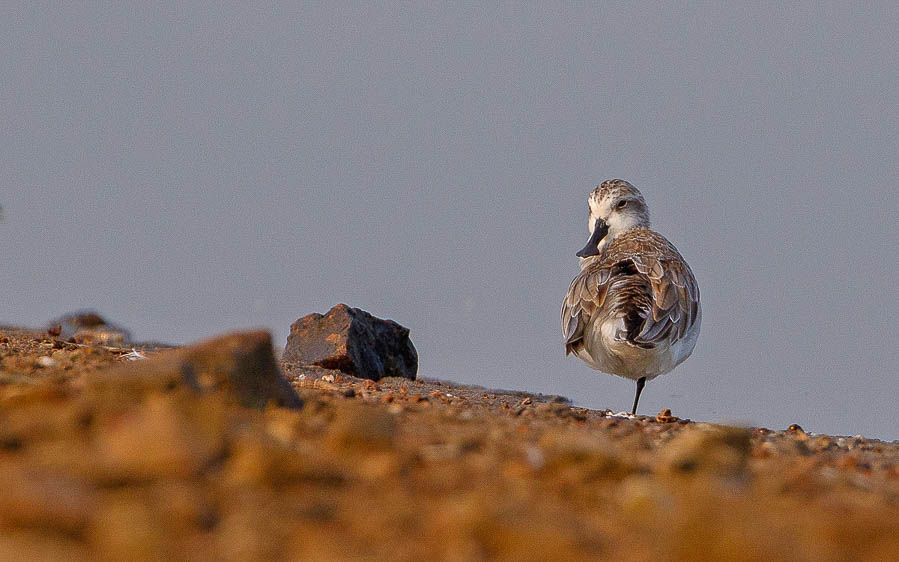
[283,304,417,381]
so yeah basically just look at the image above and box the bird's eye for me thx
[616,200,628,209]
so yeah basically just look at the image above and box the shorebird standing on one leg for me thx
[561,180,701,415]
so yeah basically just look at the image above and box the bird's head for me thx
[576,179,650,258]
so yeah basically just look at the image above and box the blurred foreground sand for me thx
[1,327,897,561]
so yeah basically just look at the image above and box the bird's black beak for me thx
[576,218,608,258]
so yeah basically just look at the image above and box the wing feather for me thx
[635,254,700,346]
[563,228,700,350]
[561,262,612,354]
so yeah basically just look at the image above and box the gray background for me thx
[2,3,897,439]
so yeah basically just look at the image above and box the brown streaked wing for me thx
[597,229,700,348]
[632,249,699,346]
[562,228,699,351]
[561,261,611,354]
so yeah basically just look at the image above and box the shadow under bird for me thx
[561,180,701,415]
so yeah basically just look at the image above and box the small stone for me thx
[569,408,588,422]
[48,310,131,346]
[655,408,679,424]
[283,304,418,381]
[524,446,545,469]
[35,356,57,368]
[119,350,148,361]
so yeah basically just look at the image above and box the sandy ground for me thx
[1,327,898,561]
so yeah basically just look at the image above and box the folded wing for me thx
[561,263,611,355]
[561,230,700,353]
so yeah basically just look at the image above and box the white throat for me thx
[596,216,646,253]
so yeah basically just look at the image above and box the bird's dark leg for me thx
[631,377,646,415]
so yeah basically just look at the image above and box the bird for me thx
[561,180,701,415]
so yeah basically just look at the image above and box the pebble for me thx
[34,356,56,368]
[119,350,148,361]
[524,445,545,469]
[655,408,679,424]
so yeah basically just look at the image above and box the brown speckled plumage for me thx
[562,227,700,355]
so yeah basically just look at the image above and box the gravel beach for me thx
[1,327,897,560]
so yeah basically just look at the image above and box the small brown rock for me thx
[283,305,418,381]
[48,311,131,346]
[34,356,57,369]
[655,408,680,424]
[569,408,588,422]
